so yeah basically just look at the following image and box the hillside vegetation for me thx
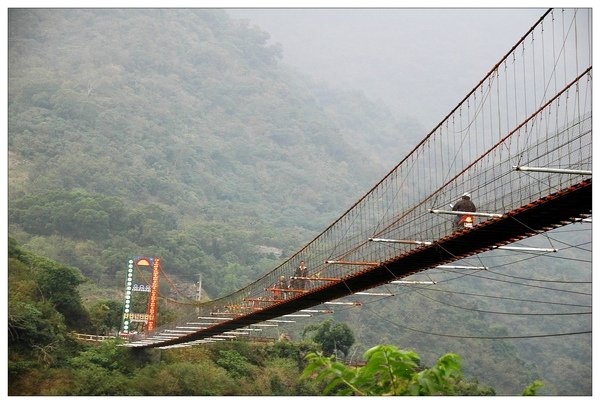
[10,238,501,396]
[8,236,321,395]
[9,9,418,298]
[6,234,547,397]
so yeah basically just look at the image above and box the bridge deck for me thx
[134,179,591,348]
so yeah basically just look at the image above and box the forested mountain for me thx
[7,9,590,396]
[8,9,418,297]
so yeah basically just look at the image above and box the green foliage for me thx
[87,299,122,335]
[21,250,89,330]
[66,340,326,395]
[135,361,238,395]
[66,339,155,395]
[522,380,544,396]
[303,344,493,396]
[8,240,85,360]
[250,357,319,395]
[8,299,67,359]
[269,339,322,368]
[67,364,132,395]
[9,190,130,240]
[68,339,140,375]
[412,352,462,396]
[9,239,90,393]
[215,349,252,379]
[9,236,24,259]
[302,319,355,358]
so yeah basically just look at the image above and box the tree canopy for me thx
[302,319,355,358]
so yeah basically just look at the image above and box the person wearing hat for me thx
[273,275,288,300]
[452,192,476,227]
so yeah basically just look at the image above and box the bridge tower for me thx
[119,257,161,338]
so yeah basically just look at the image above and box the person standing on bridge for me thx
[273,275,288,300]
[291,260,308,291]
[452,192,476,227]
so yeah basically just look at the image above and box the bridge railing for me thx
[134,9,591,345]
[73,333,116,343]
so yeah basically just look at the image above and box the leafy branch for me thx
[303,345,484,396]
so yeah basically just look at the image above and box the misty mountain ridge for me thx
[8,9,419,294]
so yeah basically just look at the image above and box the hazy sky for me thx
[227,8,546,129]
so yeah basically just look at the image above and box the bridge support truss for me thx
[132,179,590,348]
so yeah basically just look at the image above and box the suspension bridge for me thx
[122,8,592,349]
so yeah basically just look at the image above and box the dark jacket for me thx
[291,265,308,289]
[453,197,476,212]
